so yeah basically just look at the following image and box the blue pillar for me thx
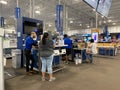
[0,17,4,27]
[56,5,63,35]
[15,7,21,19]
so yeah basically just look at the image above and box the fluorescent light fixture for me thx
[74,0,79,2]
[108,20,112,22]
[70,20,73,23]
[35,10,40,14]
[0,0,7,5]
[112,23,116,25]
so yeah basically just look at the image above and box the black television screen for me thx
[23,21,43,35]
[83,0,99,9]
[97,0,112,17]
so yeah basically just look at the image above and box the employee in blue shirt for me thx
[64,34,72,64]
[25,32,37,75]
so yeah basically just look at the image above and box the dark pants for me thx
[25,49,34,72]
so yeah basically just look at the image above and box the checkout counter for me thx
[97,42,117,56]
[31,45,67,73]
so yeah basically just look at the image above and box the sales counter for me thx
[31,45,67,72]
[97,42,117,56]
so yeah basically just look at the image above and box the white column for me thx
[16,0,19,7]
[30,0,32,18]
[32,0,35,18]
[0,29,4,90]
[96,12,98,28]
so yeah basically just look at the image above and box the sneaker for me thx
[49,77,56,82]
[41,77,46,81]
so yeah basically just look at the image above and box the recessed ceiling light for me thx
[79,24,82,26]
[0,0,7,5]
[92,9,96,12]
[35,10,40,14]
[108,20,112,22]
[54,14,56,16]
[70,20,73,23]
[103,21,106,23]
[112,23,116,25]
[87,26,90,28]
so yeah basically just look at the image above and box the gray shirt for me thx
[39,38,54,57]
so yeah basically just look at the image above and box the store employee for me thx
[25,31,37,75]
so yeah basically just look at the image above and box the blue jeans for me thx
[86,54,93,63]
[40,55,53,74]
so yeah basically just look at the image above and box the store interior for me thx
[0,0,120,90]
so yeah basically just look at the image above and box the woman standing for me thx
[39,32,56,82]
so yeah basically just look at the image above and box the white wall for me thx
[66,26,120,36]
[108,26,120,33]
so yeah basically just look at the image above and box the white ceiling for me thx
[0,0,120,31]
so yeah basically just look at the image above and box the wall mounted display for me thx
[97,0,112,17]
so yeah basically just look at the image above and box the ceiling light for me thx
[92,9,96,12]
[101,16,104,18]
[103,21,106,23]
[70,20,73,23]
[112,23,116,25]
[54,14,56,16]
[35,10,40,14]
[79,24,82,26]
[87,26,90,28]
[108,20,112,22]
[0,0,7,5]
[48,24,52,27]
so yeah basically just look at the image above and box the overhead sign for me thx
[97,0,112,17]
[56,5,63,35]
[15,7,21,18]
[0,17,4,27]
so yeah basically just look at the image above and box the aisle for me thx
[5,54,120,90]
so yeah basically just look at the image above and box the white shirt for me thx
[90,43,97,54]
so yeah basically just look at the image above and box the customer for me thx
[64,34,73,64]
[86,39,97,63]
[25,32,37,75]
[39,32,55,82]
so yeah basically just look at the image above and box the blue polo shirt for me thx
[64,37,72,49]
[25,36,37,50]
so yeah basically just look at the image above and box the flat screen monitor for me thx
[97,0,112,17]
[92,32,98,42]
[83,0,99,9]
[23,21,43,35]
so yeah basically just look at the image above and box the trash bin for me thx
[12,49,21,69]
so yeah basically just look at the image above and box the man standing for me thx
[25,32,37,75]
[64,34,72,64]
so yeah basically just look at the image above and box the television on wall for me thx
[97,0,112,17]
[83,0,99,9]
[23,21,43,35]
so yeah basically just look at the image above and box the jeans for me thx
[86,54,93,63]
[41,55,53,74]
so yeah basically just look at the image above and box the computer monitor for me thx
[23,21,43,35]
